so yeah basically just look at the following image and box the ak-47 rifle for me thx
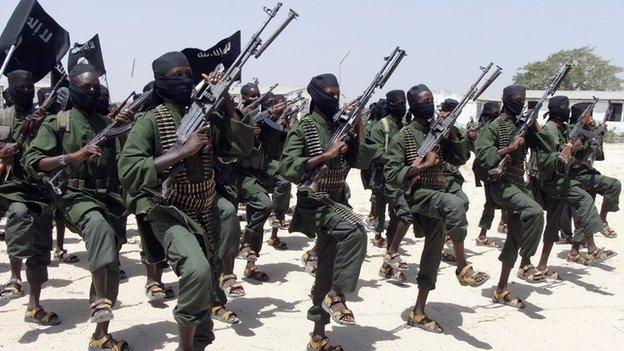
[0,74,67,182]
[488,64,572,176]
[558,96,598,173]
[242,83,278,111]
[148,2,298,199]
[298,46,407,193]
[586,101,614,166]
[253,93,305,131]
[47,90,153,195]
[403,63,502,195]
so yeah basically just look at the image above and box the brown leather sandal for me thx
[456,264,490,287]
[407,311,443,333]
[89,298,114,323]
[24,305,61,326]
[492,290,525,309]
[321,293,356,326]
[88,333,130,351]
[307,335,344,351]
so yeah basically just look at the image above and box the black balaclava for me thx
[440,98,459,113]
[307,73,340,118]
[2,89,14,108]
[37,87,62,114]
[570,102,590,125]
[546,95,570,123]
[152,51,194,106]
[502,84,526,117]
[69,64,101,114]
[386,89,406,119]
[240,83,260,107]
[370,99,387,121]
[407,84,434,122]
[7,70,35,109]
[97,85,111,115]
[480,101,500,123]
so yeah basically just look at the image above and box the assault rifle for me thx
[488,64,571,176]
[586,101,614,166]
[253,93,305,131]
[558,96,598,173]
[243,83,278,111]
[0,75,67,182]
[150,3,298,199]
[298,46,407,193]
[47,90,153,195]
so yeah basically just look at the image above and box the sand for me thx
[1,144,624,351]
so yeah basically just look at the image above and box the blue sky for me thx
[1,0,623,101]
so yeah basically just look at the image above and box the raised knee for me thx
[7,203,30,221]
[186,261,212,285]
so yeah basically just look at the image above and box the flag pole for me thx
[0,44,17,78]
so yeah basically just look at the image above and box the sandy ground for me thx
[1,144,624,351]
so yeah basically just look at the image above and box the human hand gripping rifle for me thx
[298,46,407,194]
[558,96,598,174]
[488,63,572,176]
[47,90,152,195]
[253,93,305,131]
[147,2,298,199]
[403,62,502,195]
[0,74,67,182]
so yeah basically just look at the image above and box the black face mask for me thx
[386,101,406,119]
[503,96,524,117]
[312,93,339,118]
[481,111,498,122]
[96,99,110,115]
[410,101,435,120]
[549,107,570,123]
[155,76,194,106]
[11,88,34,109]
[69,83,100,114]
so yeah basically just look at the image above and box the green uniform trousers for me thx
[270,173,292,220]
[212,195,243,307]
[373,188,412,247]
[576,172,621,213]
[147,208,215,350]
[539,183,603,244]
[240,186,271,255]
[308,216,367,325]
[77,210,122,305]
[478,182,496,229]
[489,183,543,267]
[3,201,53,285]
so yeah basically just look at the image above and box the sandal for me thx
[567,252,590,266]
[321,293,356,326]
[244,265,269,282]
[54,248,79,263]
[383,252,409,271]
[516,264,545,283]
[89,298,114,323]
[238,243,258,262]
[379,264,406,282]
[586,248,617,263]
[0,279,23,300]
[88,333,130,351]
[497,222,508,234]
[476,236,499,248]
[371,234,386,248]
[267,236,288,250]
[537,267,561,281]
[211,305,240,325]
[601,224,617,239]
[441,250,456,263]
[406,311,443,333]
[307,335,344,351]
[456,265,490,287]
[24,305,61,326]
[219,274,246,298]
[271,218,290,230]
[492,290,525,309]
[145,282,166,301]
[301,251,318,276]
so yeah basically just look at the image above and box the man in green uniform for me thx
[368,90,413,281]
[118,52,254,350]
[474,84,552,309]
[533,96,616,274]
[469,101,506,247]
[23,64,133,351]
[280,74,378,350]
[365,98,386,246]
[0,70,61,326]
[385,84,489,333]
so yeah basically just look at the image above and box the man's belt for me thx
[67,178,108,189]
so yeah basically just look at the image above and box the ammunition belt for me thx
[490,117,525,185]
[310,193,370,230]
[402,127,445,190]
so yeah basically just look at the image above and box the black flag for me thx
[0,0,70,81]
[68,34,106,75]
[51,62,69,87]
[182,31,241,83]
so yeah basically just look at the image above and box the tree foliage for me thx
[513,47,623,90]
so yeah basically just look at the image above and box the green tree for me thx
[513,47,623,90]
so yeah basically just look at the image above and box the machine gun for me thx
[150,3,298,199]
[47,90,152,195]
[403,63,502,195]
[488,64,571,176]
[298,46,406,193]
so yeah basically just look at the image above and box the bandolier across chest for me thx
[402,127,445,191]
[490,117,525,185]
